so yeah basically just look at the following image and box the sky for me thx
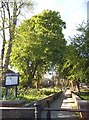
[30,0,89,43]
[0,0,89,53]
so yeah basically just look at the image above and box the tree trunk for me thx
[0,2,6,81]
[28,75,33,88]
[4,38,13,70]
[27,61,38,88]
[1,1,33,71]
[4,1,17,71]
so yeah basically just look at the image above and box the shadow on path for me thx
[41,92,64,118]
[41,90,79,119]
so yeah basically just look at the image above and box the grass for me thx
[79,94,89,100]
[1,87,60,103]
[76,89,89,100]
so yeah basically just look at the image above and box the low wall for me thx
[0,100,26,107]
[72,92,89,118]
[77,100,89,118]
[26,91,62,107]
[2,108,35,119]
[72,93,81,106]
[1,91,62,119]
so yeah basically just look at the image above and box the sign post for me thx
[5,87,8,98]
[15,86,18,98]
[4,73,19,98]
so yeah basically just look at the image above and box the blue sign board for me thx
[4,73,19,86]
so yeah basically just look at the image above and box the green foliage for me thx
[10,9,66,87]
[79,95,89,100]
[1,87,60,103]
[0,0,34,71]
[77,91,89,100]
[1,87,19,100]
[61,22,89,83]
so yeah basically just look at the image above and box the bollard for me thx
[34,102,42,120]
[46,99,51,120]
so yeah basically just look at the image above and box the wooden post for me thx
[34,102,42,120]
[46,99,51,120]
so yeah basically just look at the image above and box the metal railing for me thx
[0,101,89,119]
[34,101,89,120]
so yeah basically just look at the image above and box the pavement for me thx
[41,89,80,119]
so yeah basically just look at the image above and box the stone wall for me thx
[0,100,26,107]
[1,91,62,119]
[26,91,62,107]
[2,108,35,119]
[72,92,89,118]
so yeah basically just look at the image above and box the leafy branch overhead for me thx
[0,0,34,73]
[62,22,89,83]
[10,9,67,87]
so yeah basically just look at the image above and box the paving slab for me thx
[41,89,80,119]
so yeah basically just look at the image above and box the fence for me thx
[0,101,89,119]
[35,100,89,120]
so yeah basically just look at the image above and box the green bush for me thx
[1,87,60,103]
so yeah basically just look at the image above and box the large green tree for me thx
[71,23,89,83]
[10,9,66,87]
[62,22,89,83]
[0,0,34,76]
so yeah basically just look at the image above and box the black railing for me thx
[0,102,89,119]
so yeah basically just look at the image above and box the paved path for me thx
[41,89,80,119]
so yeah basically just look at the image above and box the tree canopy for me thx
[61,22,89,83]
[0,0,34,74]
[10,9,67,87]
